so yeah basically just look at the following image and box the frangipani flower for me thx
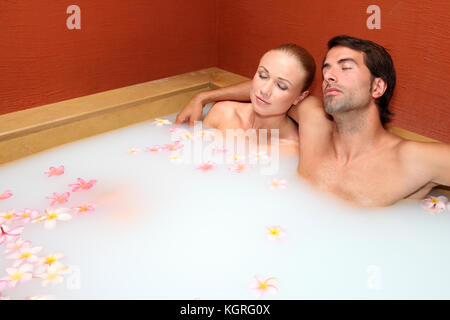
[7,245,43,267]
[4,238,31,255]
[16,208,40,224]
[249,275,278,299]
[36,263,70,287]
[126,148,141,154]
[249,151,270,164]
[25,295,55,300]
[35,208,72,230]
[164,141,184,152]
[228,154,246,163]
[266,225,286,240]
[46,192,70,206]
[69,178,97,192]
[72,204,96,216]
[45,166,65,177]
[421,196,448,214]
[0,190,13,200]
[0,225,24,245]
[145,145,163,153]
[169,153,184,164]
[2,263,34,288]
[197,161,217,172]
[152,118,172,126]
[0,210,19,224]
[39,252,65,267]
[228,163,250,173]
[269,178,287,190]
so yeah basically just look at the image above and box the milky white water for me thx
[0,106,449,300]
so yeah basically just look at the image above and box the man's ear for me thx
[371,78,387,99]
[293,90,310,106]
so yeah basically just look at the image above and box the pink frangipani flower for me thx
[126,148,141,154]
[72,204,96,216]
[47,192,70,206]
[164,141,184,152]
[152,118,172,126]
[69,178,97,192]
[266,225,286,241]
[0,225,24,245]
[16,208,40,224]
[269,178,287,190]
[36,263,70,287]
[4,238,31,255]
[249,275,278,299]
[34,208,72,230]
[421,196,448,214]
[2,263,34,288]
[45,166,65,177]
[0,190,13,200]
[145,145,163,153]
[7,245,43,267]
[196,161,217,172]
[228,162,250,173]
[39,252,65,267]
[0,210,19,225]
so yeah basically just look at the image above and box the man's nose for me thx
[323,69,336,83]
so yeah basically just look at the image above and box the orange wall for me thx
[0,0,217,115]
[1,1,449,143]
[217,0,450,143]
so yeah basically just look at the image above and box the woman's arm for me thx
[175,81,252,126]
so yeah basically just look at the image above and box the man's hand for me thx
[175,93,205,126]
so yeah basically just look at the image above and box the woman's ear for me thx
[371,78,387,99]
[293,90,310,105]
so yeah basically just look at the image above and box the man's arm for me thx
[175,81,252,126]
[403,141,450,188]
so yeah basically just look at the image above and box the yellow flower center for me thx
[22,213,30,218]
[11,272,23,281]
[269,228,280,236]
[20,252,31,259]
[47,213,59,220]
[431,197,438,204]
[47,273,58,281]
[4,213,14,219]
[45,256,57,265]
[258,281,269,290]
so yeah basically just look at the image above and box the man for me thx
[176,35,450,207]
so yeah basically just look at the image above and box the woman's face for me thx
[250,50,306,117]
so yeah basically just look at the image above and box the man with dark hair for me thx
[176,35,450,207]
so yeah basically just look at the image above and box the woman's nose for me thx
[260,81,272,98]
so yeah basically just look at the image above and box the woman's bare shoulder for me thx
[203,101,241,128]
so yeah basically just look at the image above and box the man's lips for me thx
[256,96,270,105]
[324,87,343,95]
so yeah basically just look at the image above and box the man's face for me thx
[321,46,374,116]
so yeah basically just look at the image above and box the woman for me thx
[201,44,316,147]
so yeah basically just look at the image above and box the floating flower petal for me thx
[145,145,163,153]
[0,225,24,245]
[164,141,184,152]
[266,225,286,240]
[0,210,19,225]
[0,191,13,200]
[152,118,172,126]
[72,203,96,216]
[45,166,65,177]
[2,263,34,288]
[47,192,70,206]
[8,245,43,267]
[36,263,70,287]
[69,178,97,192]
[169,153,184,164]
[269,178,287,190]
[197,161,217,172]
[39,208,72,230]
[126,148,141,154]
[229,162,250,173]
[421,196,448,214]
[4,238,31,255]
[249,275,278,299]
[16,208,40,224]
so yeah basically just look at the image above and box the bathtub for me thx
[0,68,449,300]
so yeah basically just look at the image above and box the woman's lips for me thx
[256,96,270,105]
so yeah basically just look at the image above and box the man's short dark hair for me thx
[327,35,396,125]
